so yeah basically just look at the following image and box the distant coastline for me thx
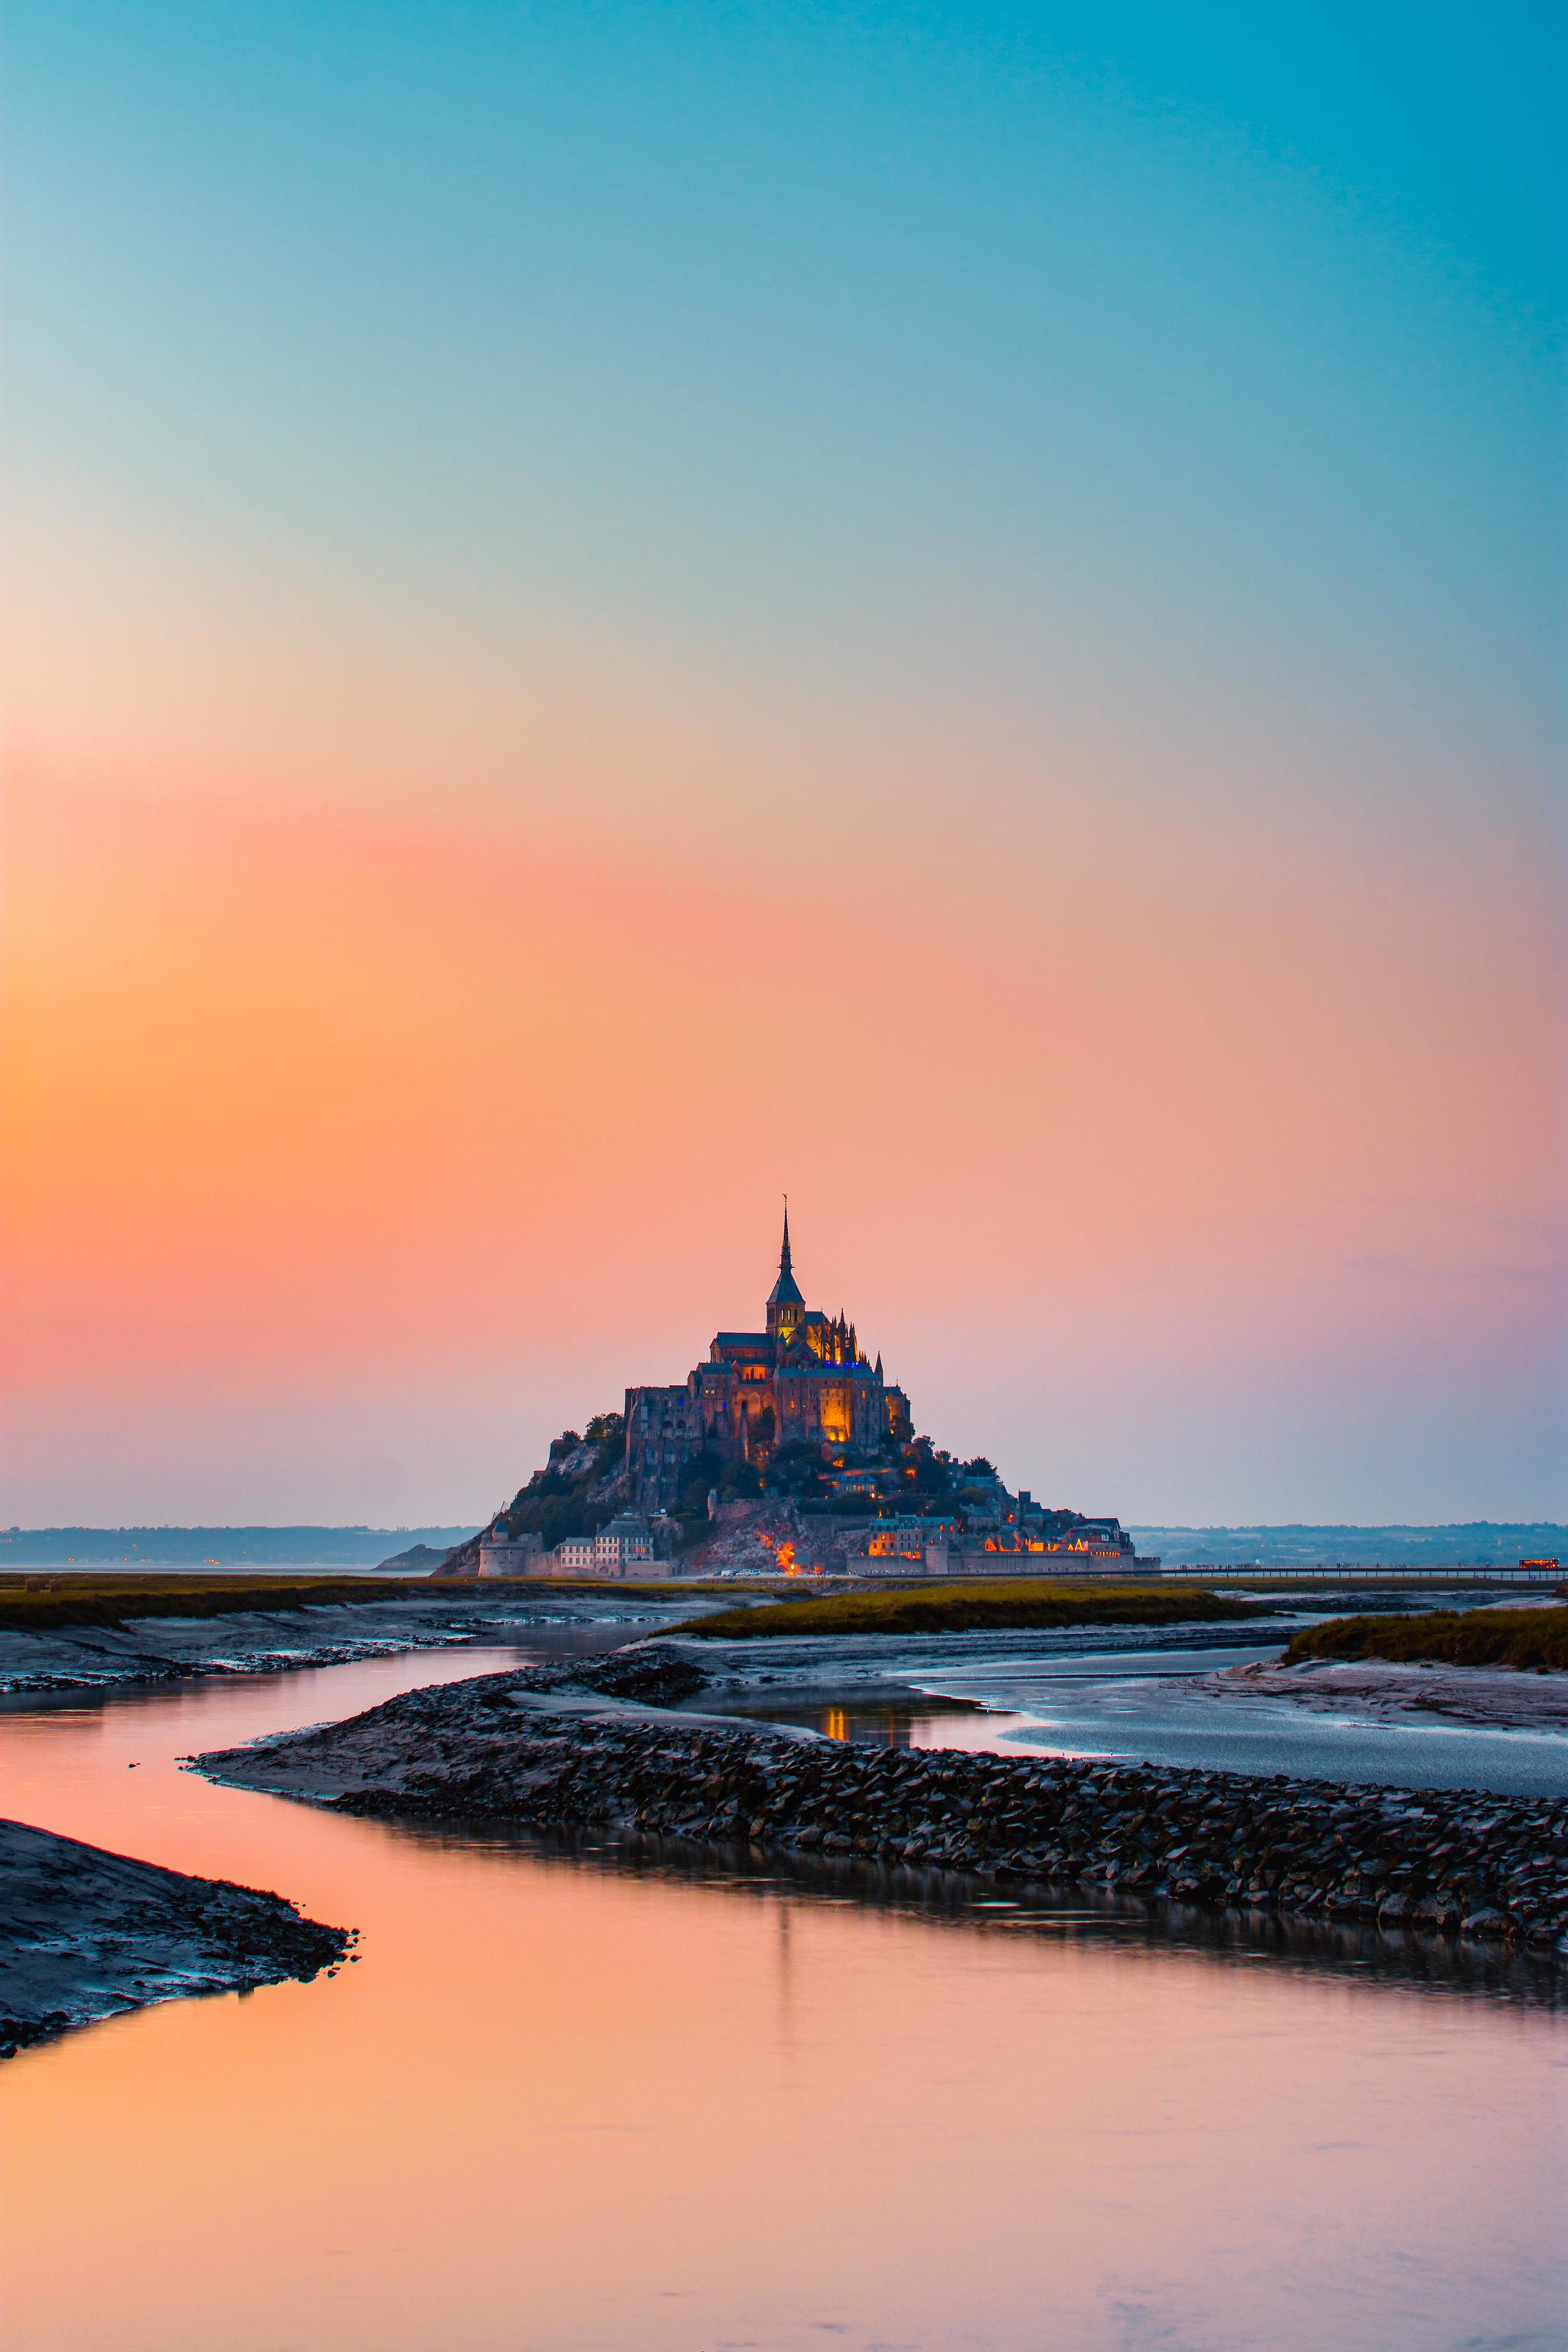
[1132,1524,1566,1569]
[0,1526,482,1568]
[2,1522,1557,1570]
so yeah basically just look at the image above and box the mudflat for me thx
[0,1816,350,2056]
[1206,1656,1568,1730]
[194,1642,1568,1954]
[0,1583,700,1697]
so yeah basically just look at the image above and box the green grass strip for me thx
[0,1573,472,1632]
[684,1579,1266,1639]
[1283,1604,1568,1673]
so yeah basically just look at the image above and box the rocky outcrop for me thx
[433,1532,484,1576]
[681,1500,812,1576]
[0,1818,351,2057]
[454,1419,638,1578]
[374,1543,456,1573]
[198,1651,1568,1954]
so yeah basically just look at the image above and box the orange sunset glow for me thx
[4,753,1560,1524]
[2,18,1566,2352]
[2,0,1561,1531]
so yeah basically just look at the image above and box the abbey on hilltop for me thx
[623,1207,912,1511]
[473,1207,1148,1579]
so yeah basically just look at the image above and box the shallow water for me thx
[923,1642,1568,1794]
[2,1642,1565,2350]
[727,1630,1568,1795]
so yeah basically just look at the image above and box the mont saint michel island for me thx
[3,1227,1564,2352]
[7,8,1561,2344]
[473,1210,1152,1580]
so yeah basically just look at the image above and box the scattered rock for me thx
[194,1645,1568,1956]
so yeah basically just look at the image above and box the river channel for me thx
[2,1631,1565,2350]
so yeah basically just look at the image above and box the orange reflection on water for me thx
[0,1653,1563,2352]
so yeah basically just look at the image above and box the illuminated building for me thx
[626,1208,913,1510]
[478,1510,673,1579]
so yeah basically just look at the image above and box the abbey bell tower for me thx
[623,1204,913,1508]
[765,1202,805,1341]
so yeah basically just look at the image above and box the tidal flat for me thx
[0,1579,694,1696]
[1204,1653,1568,1731]
[195,1639,1568,1955]
[0,1570,1267,1697]
[10,1592,1566,2067]
[0,1815,348,2054]
[5,1636,1566,2350]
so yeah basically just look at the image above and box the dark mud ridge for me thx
[199,1647,1568,1954]
[0,1583,697,1698]
[0,1818,351,2057]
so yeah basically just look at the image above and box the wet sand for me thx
[6,1638,1566,2351]
[0,1817,348,2055]
[729,1625,1568,1795]
[1204,1657,1568,1730]
[0,1589,700,1697]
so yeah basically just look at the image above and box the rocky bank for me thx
[0,1818,351,2057]
[198,1645,1568,1955]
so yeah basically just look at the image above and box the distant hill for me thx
[0,1527,482,1568]
[1131,1524,1566,1568]
[371,1542,462,1573]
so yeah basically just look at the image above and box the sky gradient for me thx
[4,2,1563,1525]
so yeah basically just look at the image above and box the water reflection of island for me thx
[691,1687,1004,1751]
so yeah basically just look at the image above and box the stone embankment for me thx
[199,1648,1568,1954]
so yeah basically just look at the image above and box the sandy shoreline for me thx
[0,1817,350,2056]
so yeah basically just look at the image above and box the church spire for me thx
[766,1196,805,1329]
